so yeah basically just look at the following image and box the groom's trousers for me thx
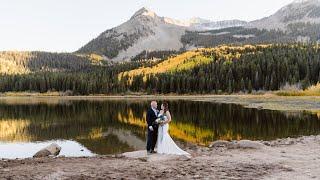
[146,128,158,151]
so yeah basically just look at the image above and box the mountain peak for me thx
[131,7,157,19]
[250,0,320,30]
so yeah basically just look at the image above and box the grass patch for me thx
[3,91,67,97]
[275,91,305,96]
[276,83,320,96]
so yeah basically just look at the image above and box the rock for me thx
[112,154,124,158]
[237,140,265,149]
[257,106,263,110]
[33,143,61,158]
[33,149,51,158]
[228,140,265,149]
[262,141,271,146]
[138,157,148,162]
[209,140,265,149]
[209,140,231,148]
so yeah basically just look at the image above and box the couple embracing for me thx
[146,101,190,156]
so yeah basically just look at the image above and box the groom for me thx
[146,101,159,154]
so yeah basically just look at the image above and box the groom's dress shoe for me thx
[151,150,157,154]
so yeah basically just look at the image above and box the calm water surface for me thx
[0,99,319,159]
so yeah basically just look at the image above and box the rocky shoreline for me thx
[1,135,320,179]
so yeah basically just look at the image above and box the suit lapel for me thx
[151,108,157,117]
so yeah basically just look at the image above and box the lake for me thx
[0,98,319,159]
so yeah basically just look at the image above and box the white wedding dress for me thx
[156,115,190,156]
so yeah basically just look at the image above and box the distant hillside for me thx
[0,51,104,75]
[120,45,267,78]
[118,44,320,94]
[181,27,292,48]
[121,45,270,78]
[1,44,320,94]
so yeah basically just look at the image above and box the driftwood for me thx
[33,143,61,158]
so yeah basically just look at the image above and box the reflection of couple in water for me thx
[146,101,190,156]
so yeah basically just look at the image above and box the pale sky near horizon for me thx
[0,0,294,52]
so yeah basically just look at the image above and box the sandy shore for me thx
[1,136,320,179]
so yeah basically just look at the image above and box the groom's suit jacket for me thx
[146,108,158,129]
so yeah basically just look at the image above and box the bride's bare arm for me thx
[165,111,172,124]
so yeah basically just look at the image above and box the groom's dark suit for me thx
[146,108,158,152]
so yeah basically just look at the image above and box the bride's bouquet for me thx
[155,114,165,124]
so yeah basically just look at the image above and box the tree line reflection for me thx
[0,100,319,154]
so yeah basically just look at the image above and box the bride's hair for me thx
[162,102,169,113]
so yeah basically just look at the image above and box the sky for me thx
[0,0,294,52]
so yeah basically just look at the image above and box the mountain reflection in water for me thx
[0,99,319,158]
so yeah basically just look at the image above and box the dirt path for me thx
[1,136,319,180]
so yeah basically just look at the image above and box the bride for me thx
[156,102,190,156]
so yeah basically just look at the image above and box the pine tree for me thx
[248,80,253,94]
[240,78,245,92]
